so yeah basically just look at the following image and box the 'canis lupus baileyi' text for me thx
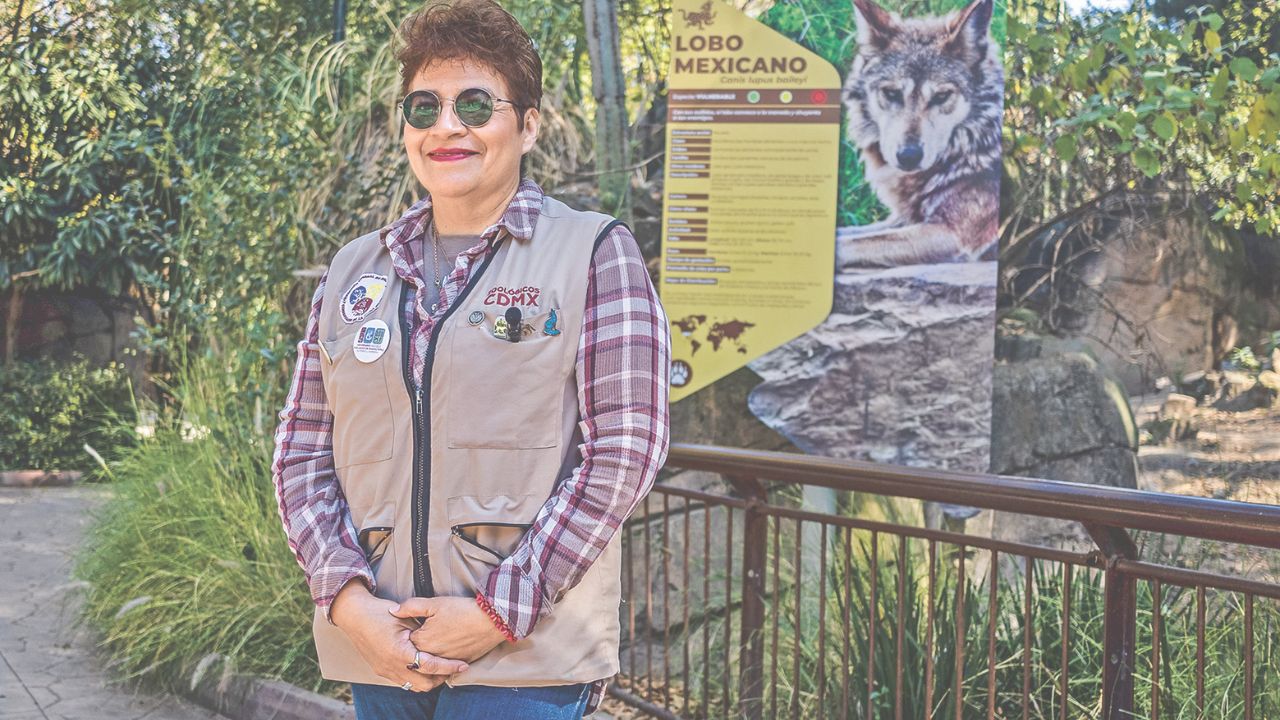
[836,0,1003,268]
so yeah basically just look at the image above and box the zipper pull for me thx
[414,387,423,416]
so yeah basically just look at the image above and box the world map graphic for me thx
[671,314,756,356]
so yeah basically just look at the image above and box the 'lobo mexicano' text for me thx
[673,34,808,75]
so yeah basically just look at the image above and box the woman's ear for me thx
[520,107,540,154]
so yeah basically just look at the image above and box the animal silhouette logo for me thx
[679,1,717,30]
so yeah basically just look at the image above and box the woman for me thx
[270,1,671,718]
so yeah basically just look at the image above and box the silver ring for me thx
[401,681,414,691]
[406,649,422,671]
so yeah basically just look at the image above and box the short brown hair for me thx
[395,0,543,128]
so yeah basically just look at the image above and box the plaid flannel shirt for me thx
[271,178,671,713]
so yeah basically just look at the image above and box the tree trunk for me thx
[582,0,630,221]
[4,283,23,367]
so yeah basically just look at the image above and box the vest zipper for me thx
[402,234,506,599]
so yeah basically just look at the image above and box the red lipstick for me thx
[428,147,478,162]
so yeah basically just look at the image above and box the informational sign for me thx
[661,0,841,403]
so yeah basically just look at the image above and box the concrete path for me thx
[0,485,226,720]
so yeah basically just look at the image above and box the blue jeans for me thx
[350,681,591,720]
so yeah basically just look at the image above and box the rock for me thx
[1258,370,1280,392]
[1161,393,1197,419]
[1250,370,1280,408]
[745,261,997,474]
[990,353,1138,488]
[1158,392,1198,440]
[1214,370,1271,411]
[0,470,82,487]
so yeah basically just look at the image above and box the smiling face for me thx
[402,58,539,205]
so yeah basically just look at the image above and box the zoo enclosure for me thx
[611,443,1280,719]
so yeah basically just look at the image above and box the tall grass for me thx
[73,354,327,693]
[627,509,1280,719]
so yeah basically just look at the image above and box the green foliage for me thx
[74,352,327,692]
[0,356,135,472]
[1004,0,1280,239]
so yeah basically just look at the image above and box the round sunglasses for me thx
[398,88,518,129]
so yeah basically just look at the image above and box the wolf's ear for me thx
[852,0,897,52]
[944,0,994,56]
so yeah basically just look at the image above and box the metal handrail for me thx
[667,443,1280,550]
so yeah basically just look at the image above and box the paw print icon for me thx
[670,360,692,388]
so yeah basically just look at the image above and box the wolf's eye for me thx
[880,87,903,105]
[929,90,954,108]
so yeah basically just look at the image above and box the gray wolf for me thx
[836,0,1003,268]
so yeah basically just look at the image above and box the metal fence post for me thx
[728,475,768,720]
[1086,524,1138,720]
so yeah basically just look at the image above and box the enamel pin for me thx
[543,308,561,336]
[492,316,510,340]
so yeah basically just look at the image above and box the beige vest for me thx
[310,196,624,688]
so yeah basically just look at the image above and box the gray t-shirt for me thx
[422,228,484,314]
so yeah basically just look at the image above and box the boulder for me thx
[990,353,1139,488]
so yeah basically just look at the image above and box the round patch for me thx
[340,273,389,324]
[468,310,484,325]
[352,319,391,363]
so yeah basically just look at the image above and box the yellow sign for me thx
[662,0,840,402]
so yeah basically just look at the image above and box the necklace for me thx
[427,217,442,313]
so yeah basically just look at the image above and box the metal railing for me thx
[610,443,1280,719]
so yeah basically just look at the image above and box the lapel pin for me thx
[543,308,561,336]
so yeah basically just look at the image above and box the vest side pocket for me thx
[320,333,396,482]
[444,493,543,594]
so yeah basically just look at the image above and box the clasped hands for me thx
[330,581,509,693]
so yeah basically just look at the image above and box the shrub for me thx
[0,356,135,473]
[74,354,326,693]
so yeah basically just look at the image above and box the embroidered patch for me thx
[341,273,389,324]
[353,319,390,363]
[482,284,541,308]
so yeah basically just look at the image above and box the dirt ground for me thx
[1130,395,1280,578]
[1133,398,1280,504]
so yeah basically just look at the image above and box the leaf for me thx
[1210,67,1230,101]
[1152,113,1177,141]
[1231,57,1260,83]
[1202,13,1224,32]
[1115,111,1138,139]
[1054,134,1078,163]
[1203,30,1220,53]
[1236,182,1254,205]
[1133,147,1161,178]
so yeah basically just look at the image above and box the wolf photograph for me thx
[837,0,1003,269]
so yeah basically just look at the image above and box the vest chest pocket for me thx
[445,307,567,449]
[320,331,397,480]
